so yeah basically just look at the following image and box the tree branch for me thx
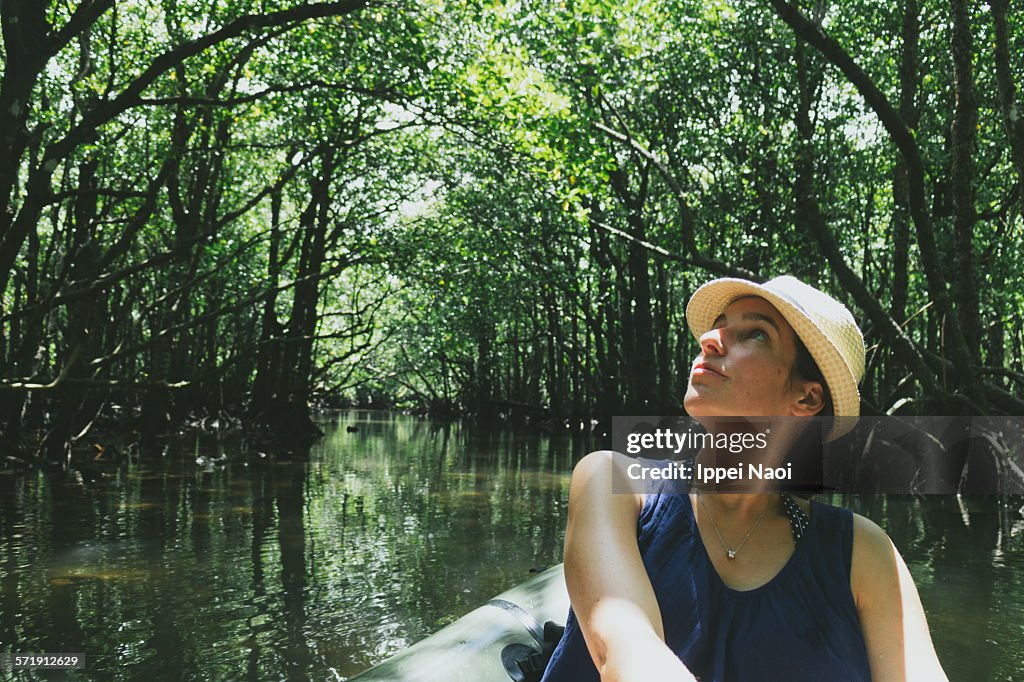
[593,120,758,280]
[44,1,369,166]
[766,0,983,405]
[48,0,116,59]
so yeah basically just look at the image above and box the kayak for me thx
[350,565,570,681]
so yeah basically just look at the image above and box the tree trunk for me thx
[891,0,920,325]
[989,0,1024,186]
[655,262,672,412]
[769,0,986,408]
[608,165,654,413]
[949,0,980,355]
[249,191,286,421]
[273,151,335,435]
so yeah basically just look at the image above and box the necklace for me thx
[696,492,772,560]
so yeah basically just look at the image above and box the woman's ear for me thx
[792,381,825,416]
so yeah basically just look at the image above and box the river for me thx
[0,411,1021,680]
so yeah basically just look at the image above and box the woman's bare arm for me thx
[563,451,698,682]
[851,514,949,682]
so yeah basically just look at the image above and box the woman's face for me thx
[683,296,822,419]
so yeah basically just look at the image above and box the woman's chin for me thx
[682,396,720,421]
[684,396,774,421]
[683,388,721,415]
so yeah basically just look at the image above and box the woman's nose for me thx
[699,328,725,356]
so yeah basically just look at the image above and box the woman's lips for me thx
[692,362,726,378]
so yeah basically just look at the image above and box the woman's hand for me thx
[851,515,949,682]
[563,451,698,682]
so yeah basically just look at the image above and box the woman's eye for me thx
[745,329,769,341]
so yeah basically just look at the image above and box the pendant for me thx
[727,549,737,560]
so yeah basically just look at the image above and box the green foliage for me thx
[2,0,1023,454]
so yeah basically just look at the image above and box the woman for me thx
[541,276,948,682]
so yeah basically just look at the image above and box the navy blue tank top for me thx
[541,481,871,681]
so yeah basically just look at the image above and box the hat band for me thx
[766,287,809,315]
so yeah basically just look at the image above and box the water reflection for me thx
[0,413,1021,681]
[324,414,585,677]
[0,413,587,680]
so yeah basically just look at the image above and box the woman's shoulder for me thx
[813,505,906,608]
[568,451,645,519]
[569,452,693,531]
[571,452,690,494]
[848,512,899,589]
[570,450,644,494]
[825,505,892,561]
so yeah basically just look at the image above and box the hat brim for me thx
[685,278,860,441]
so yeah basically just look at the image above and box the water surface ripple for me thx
[0,411,1021,681]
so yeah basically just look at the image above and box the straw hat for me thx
[685,276,865,440]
